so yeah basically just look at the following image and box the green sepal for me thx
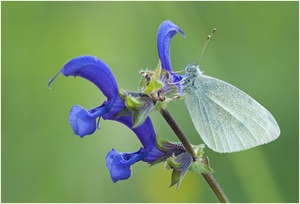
[114,107,132,118]
[118,88,156,128]
[138,62,161,92]
[170,169,181,188]
[166,156,182,170]
[142,62,163,95]
[153,98,170,111]
[132,110,144,128]
[155,134,170,152]
[188,157,214,174]
[143,78,163,95]
[152,137,214,188]
[149,135,185,166]
[193,144,205,157]
[189,144,214,174]
[138,69,154,90]
[118,88,129,100]
[132,100,154,128]
[166,152,193,188]
[125,95,144,110]
[153,60,162,79]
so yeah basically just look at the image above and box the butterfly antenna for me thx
[195,28,216,65]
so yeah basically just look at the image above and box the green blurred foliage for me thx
[1,1,298,203]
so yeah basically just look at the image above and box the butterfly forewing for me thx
[183,72,280,153]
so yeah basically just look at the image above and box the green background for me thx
[2,1,298,203]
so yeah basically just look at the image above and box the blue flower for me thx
[49,55,162,182]
[49,20,187,183]
[157,20,186,83]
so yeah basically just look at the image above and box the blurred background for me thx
[2,2,298,203]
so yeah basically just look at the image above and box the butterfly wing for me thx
[184,74,280,153]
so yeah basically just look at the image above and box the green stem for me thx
[159,108,229,203]
[202,173,230,203]
[159,108,196,157]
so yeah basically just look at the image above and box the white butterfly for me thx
[181,63,280,153]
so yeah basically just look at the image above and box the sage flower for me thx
[49,56,162,182]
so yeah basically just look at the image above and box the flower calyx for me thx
[118,61,182,128]
[151,135,214,188]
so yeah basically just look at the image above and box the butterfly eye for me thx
[186,65,198,74]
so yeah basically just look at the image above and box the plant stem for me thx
[159,108,229,203]
[202,173,230,203]
[159,108,196,157]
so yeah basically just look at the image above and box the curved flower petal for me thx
[49,56,119,101]
[69,105,97,137]
[106,148,148,182]
[63,56,119,100]
[157,20,185,81]
[104,116,163,181]
[69,103,115,137]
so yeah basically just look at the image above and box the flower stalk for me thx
[159,108,196,158]
[159,108,229,203]
[202,173,230,203]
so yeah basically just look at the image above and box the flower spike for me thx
[49,55,163,182]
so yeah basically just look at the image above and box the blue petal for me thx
[50,56,119,101]
[142,145,163,163]
[103,116,163,179]
[69,105,97,137]
[106,148,148,182]
[157,20,185,76]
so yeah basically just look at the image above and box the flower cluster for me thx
[49,20,211,185]
[48,56,163,182]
